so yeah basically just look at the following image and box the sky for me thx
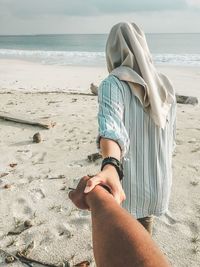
[0,0,200,34]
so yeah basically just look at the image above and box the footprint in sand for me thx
[165,213,178,225]
[67,159,86,168]
[29,188,46,202]
[188,165,199,172]
[56,223,74,238]
[69,215,91,229]
[176,139,184,145]
[177,220,200,240]
[16,148,32,162]
[188,221,199,235]
[55,138,63,143]
[159,212,178,226]
[31,152,47,164]
[12,197,33,218]
[27,176,41,183]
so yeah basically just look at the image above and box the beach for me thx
[0,59,200,267]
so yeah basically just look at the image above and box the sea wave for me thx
[154,54,200,66]
[0,49,106,66]
[0,49,200,66]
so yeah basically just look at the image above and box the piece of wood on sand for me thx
[176,94,198,105]
[90,83,98,95]
[0,112,56,129]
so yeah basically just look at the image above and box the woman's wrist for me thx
[102,164,120,180]
[102,163,117,172]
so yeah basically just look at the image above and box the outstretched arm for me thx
[84,78,130,204]
[69,177,171,267]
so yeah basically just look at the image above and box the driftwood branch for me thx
[90,83,98,95]
[7,220,33,236]
[16,252,60,267]
[176,94,198,105]
[1,248,89,267]
[0,248,69,267]
[0,113,56,129]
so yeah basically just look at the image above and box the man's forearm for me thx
[86,186,171,267]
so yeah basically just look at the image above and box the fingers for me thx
[114,194,121,204]
[68,189,75,200]
[68,175,90,205]
[83,173,126,204]
[112,189,123,204]
[122,193,126,202]
[84,175,103,193]
[112,188,126,204]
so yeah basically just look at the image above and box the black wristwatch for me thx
[101,157,124,181]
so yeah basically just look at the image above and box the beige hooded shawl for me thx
[106,22,175,129]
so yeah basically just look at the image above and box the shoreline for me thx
[0,59,200,98]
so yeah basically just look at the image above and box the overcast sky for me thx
[0,0,200,34]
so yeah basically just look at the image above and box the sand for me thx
[0,60,200,267]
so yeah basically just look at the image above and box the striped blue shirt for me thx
[97,75,176,219]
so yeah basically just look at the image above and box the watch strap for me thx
[101,157,124,181]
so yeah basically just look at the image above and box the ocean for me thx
[0,33,200,67]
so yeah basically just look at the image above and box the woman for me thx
[84,22,176,234]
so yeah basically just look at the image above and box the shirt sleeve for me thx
[96,78,130,158]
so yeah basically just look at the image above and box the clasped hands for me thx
[68,165,126,209]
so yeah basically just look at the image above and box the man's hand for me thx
[68,175,91,210]
[84,165,126,204]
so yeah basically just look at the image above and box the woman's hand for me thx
[84,165,126,204]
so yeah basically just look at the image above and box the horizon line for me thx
[0,32,200,37]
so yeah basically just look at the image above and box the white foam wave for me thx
[154,53,200,66]
[0,49,105,66]
[0,49,200,66]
